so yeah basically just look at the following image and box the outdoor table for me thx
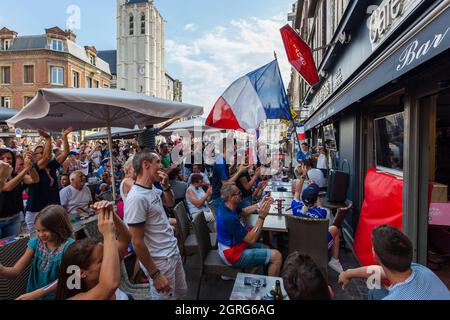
[247,214,287,233]
[270,191,293,199]
[229,272,289,300]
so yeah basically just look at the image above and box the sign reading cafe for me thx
[369,0,423,51]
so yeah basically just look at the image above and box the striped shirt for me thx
[384,263,450,300]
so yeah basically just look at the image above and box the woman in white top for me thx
[185,174,215,231]
[119,156,136,202]
[315,147,328,177]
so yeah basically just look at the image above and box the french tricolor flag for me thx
[206,60,292,131]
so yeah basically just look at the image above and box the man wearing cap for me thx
[291,178,343,274]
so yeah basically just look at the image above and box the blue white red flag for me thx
[206,60,292,131]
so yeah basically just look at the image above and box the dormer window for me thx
[89,54,96,65]
[51,39,64,51]
[3,39,11,50]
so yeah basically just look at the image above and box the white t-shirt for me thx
[316,154,328,169]
[307,168,325,188]
[91,151,101,165]
[124,184,179,258]
[59,185,93,215]
[80,160,90,176]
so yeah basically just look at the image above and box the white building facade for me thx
[117,0,166,98]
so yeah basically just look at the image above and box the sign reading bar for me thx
[280,24,320,86]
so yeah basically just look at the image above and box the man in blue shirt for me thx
[339,225,450,300]
[296,143,311,165]
[216,183,282,276]
[291,178,343,273]
[211,140,249,209]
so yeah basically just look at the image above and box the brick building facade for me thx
[0,26,112,110]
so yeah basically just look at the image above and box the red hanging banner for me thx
[280,24,320,86]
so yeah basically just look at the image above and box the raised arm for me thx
[0,160,13,190]
[338,265,387,289]
[238,167,261,191]
[91,201,131,259]
[37,130,52,169]
[158,170,175,208]
[71,208,120,300]
[243,199,271,244]
[294,176,305,201]
[226,165,250,184]
[157,118,179,132]
[56,128,73,165]
[186,186,211,209]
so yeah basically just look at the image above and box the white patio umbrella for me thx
[7,88,204,199]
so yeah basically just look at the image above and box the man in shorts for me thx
[216,184,282,276]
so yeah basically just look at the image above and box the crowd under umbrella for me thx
[6,88,204,199]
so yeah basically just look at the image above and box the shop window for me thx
[374,112,404,174]
[86,77,92,88]
[323,124,337,150]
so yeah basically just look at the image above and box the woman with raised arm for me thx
[56,201,131,300]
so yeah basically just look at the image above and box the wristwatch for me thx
[150,269,161,280]
[258,215,266,221]
[163,184,172,192]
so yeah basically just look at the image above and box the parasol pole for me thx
[106,114,117,201]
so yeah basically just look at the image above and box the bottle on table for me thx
[274,280,283,300]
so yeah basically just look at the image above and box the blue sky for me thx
[1,0,294,112]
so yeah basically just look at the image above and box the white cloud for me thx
[183,23,198,31]
[166,13,292,116]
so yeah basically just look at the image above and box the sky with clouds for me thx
[1,0,294,114]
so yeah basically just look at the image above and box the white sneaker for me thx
[221,275,235,281]
[328,259,344,274]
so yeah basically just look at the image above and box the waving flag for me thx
[206,59,292,131]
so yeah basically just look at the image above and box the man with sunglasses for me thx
[216,184,282,277]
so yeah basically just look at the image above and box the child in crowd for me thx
[0,205,74,300]
[56,201,131,300]
[291,179,343,274]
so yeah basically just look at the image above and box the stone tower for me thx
[116,0,165,98]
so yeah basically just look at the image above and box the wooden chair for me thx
[285,215,330,279]
[192,212,239,300]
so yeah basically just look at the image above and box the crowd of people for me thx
[0,131,448,301]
